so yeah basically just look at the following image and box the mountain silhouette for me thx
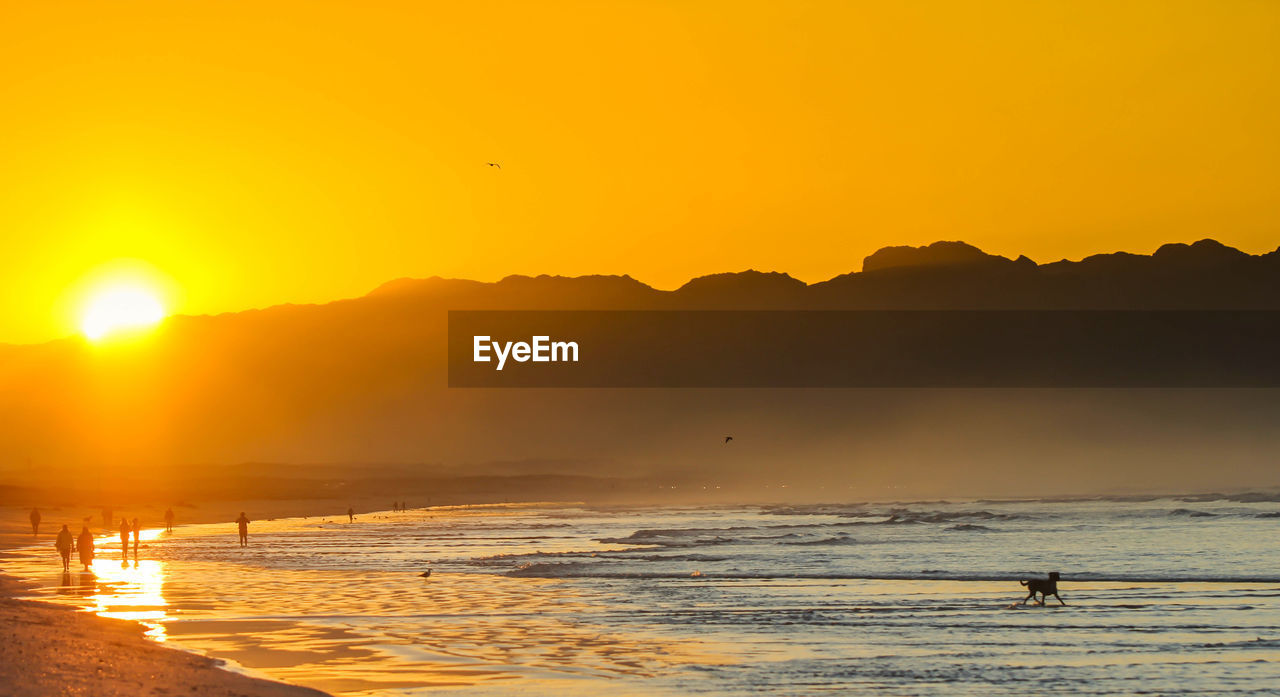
[343,238,1280,311]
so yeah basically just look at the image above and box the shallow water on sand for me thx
[7,499,1280,695]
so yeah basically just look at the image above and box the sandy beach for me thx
[0,505,332,697]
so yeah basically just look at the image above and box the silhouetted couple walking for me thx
[54,524,100,571]
[118,518,141,559]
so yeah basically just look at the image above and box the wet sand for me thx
[0,575,331,697]
[0,506,332,697]
[2,504,724,695]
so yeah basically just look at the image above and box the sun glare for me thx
[80,284,167,340]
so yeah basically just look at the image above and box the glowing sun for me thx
[80,284,167,340]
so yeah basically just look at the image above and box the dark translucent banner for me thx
[447,310,1280,387]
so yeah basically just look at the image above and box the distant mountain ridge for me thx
[361,238,1280,313]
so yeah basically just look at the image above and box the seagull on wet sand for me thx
[419,569,433,578]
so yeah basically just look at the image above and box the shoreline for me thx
[5,492,1278,696]
[0,505,335,697]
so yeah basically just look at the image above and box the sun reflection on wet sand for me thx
[86,558,170,641]
[14,516,733,696]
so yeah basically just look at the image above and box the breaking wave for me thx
[505,563,1280,584]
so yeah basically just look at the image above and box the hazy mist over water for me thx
[5,387,1280,505]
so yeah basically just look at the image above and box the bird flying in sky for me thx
[486,162,501,169]
[724,436,733,443]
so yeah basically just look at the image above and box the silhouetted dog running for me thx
[1018,572,1066,606]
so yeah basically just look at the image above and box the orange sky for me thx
[2,0,1278,344]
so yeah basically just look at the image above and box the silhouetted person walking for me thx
[348,506,355,523]
[102,507,112,528]
[119,519,131,559]
[77,525,94,570]
[55,524,73,571]
[164,507,174,532]
[131,517,141,558]
[236,512,250,546]
[29,507,41,535]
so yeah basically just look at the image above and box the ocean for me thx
[6,498,1280,695]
